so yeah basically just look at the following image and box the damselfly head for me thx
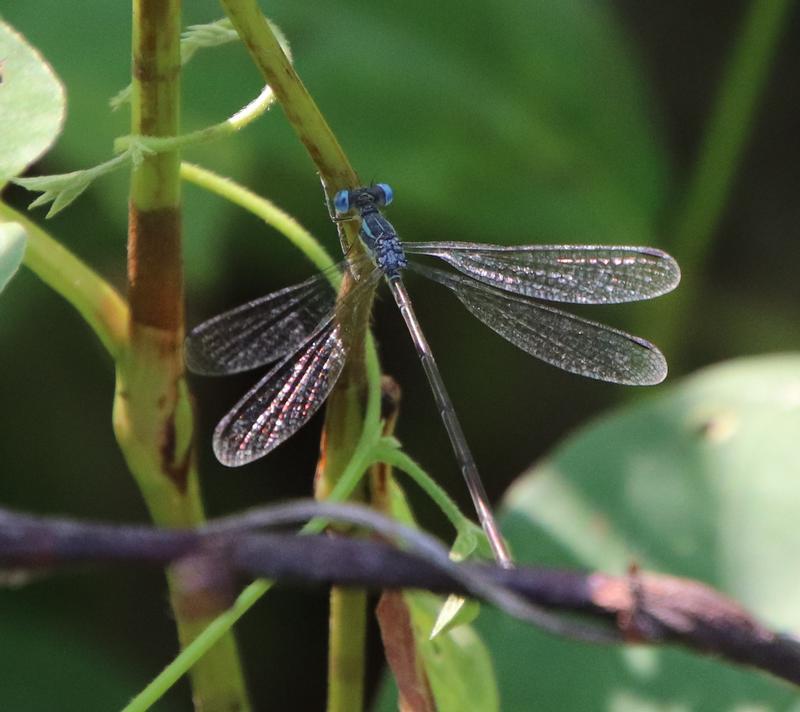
[334,184,394,215]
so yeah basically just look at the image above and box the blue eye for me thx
[333,190,350,214]
[375,183,393,206]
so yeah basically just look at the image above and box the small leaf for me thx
[377,592,499,711]
[181,18,241,61]
[430,595,480,639]
[47,182,92,217]
[0,223,27,293]
[13,152,128,216]
[14,171,81,192]
[14,172,92,217]
[0,20,65,185]
[405,592,499,712]
[430,528,484,637]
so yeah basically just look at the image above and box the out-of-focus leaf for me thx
[0,20,65,186]
[0,222,26,293]
[375,591,499,712]
[479,354,800,709]
[373,475,498,708]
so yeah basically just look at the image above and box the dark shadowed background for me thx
[1,1,798,709]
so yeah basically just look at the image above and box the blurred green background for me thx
[1,0,799,709]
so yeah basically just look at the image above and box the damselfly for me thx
[186,184,680,566]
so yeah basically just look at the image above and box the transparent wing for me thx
[404,241,680,304]
[213,268,381,466]
[409,262,667,386]
[185,262,348,376]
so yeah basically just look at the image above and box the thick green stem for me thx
[122,327,386,712]
[327,589,368,711]
[0,204,128,357]
[218,3,380,708]
[125,4,388,706]
[650,0,790,356]
[112,2,250,710]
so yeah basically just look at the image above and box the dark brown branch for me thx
[1,506,798,686]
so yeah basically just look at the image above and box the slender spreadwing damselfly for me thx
[186,184,680,566]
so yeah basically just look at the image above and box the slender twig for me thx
[371,439,473,534]
[2,505,798,688]
[217,1,358,196]
[14,79,278,218]
[368,378,437,709]
[117,82,276,151]
[180,161,336,276]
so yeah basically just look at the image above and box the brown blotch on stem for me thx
[128,204,183,330]
[160,417,191,492]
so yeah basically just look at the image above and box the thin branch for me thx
[2,504,798,687]
[180,161,336,276]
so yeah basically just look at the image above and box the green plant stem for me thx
[371,441,471,534]
[654,0,790,354]
[184,162,375,711]
[218,4,380,708]
[112,2,250,710]
[328,589,368,711]
[115,81,278,155]
[0,204,128,357]
[217,0,356,192]
[180,161,336,276]
[216,0,365,262]
[122,338,385,712]
[317,316,373,712]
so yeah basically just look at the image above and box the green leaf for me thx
[431,529,483,638]
[0,222,26,293]
[479,354,800,709]
[13,150,129,217]
[376,592,500,712]
[430,595,480,640]
[372,482,498,710]
[0,20,65,186]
